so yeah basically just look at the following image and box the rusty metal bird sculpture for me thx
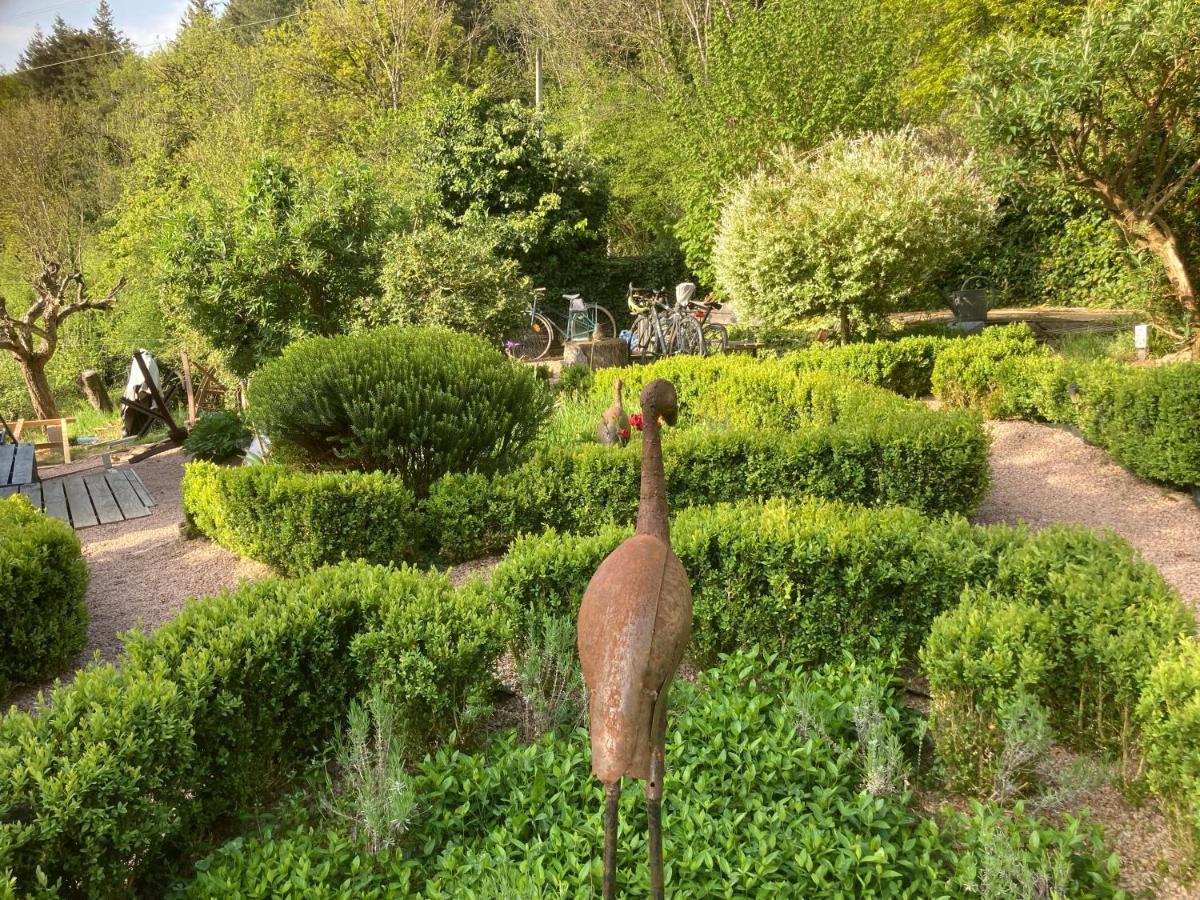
[577,378,693,899]
[598,377,631,446]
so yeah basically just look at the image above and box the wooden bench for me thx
[12,418,76,464]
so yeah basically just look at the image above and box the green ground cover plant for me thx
[182,411,252,462]
[0,495,88,697]
[179,652,1122,898]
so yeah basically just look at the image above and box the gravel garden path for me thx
[6,449,270,710]
[973,420,1200,612]
[974,420,1200,898]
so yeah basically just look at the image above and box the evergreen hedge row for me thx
[184,380,988,570]
[3,496,1194,893]
[931,325,1200,488]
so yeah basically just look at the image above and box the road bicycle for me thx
[506,288,618,361]
[627,284,705,360]
[684,293,729,355]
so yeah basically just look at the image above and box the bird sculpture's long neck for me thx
[636,404,670,544]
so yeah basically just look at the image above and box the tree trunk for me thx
[20,357,57,419]
[80,369,114,413]
[1082,179,1199,358]
[838,307,852,344]
[1141,226,1200,360]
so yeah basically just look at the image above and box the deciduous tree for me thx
[964,0,1200,355]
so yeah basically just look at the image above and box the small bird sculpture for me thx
[577,379,693,899]
[598,378,631,446]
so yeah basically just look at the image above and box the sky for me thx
[0,0,192,72]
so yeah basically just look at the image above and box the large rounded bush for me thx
[249,327,551,496]
[713,128,996,339]
[0,495,88,696]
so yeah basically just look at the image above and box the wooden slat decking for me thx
[11,468,154,529]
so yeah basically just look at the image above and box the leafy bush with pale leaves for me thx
[714,128,996,338]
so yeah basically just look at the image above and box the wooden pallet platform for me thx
[0,468,156,529]
[0,443,38,487]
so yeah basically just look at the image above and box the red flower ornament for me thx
[629,413,644,431]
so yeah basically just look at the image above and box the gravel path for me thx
[974,420,1200,898]
[973,420,1200,612]
[6,449,270,709]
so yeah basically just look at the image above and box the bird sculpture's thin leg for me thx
[603,780,621,900]
[647,687,671,900]
[647,743,665,900]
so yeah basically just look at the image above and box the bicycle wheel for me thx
[588,304,618,340]
[703,322,728,355]
[631,315,656,359]
[671,315,706,356]
[507,313,554,361]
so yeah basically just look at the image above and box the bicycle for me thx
[683,292,728,355]
[627,284,705,359]
[506,289,617,361]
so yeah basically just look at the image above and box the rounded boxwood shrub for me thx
[0,495,88,696]
[0,561,505,894]
[248,326,551,496]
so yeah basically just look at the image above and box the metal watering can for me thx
[948,276,993,324]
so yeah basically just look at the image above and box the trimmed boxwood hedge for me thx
[0,495,88,697]
[931,325,1200,489]
[0,562,503,895]
[185,374,990,570]
[182,463,422,575]
[1,496,1192,892]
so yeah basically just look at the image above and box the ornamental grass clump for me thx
[248,326,551,496]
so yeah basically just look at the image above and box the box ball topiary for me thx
[0,495,88,695]
[248,326,552,496]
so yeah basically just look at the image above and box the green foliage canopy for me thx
[714,128,997,337]
[160,157,386,377]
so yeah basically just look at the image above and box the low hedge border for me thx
[3,496,1194,892]
[0,496,88,697]
[185,375,989,571]
[0,562,504,895]
[931,325,1200,489]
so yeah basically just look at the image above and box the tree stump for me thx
[563,338,629,371]
[80,370,113,413]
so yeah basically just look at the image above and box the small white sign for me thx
[1134,323,1149,350]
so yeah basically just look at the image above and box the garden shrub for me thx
[182,462,422,576]
[922,590,1057,793]
[189,376,990,568]
[182,411,252,462]
[783,335,949,397]
[0,496,88,697]
[351,578,509,749]
[369,222,530,342]
[0,562,506,895]
[248,326,551,496]
[491,499,1007,666]
[1136,639,1200,859]
[425,401,990,562]
[922,527,1193,775]
[713,128,996,340]
[181,652,1123,897]
[932,325,1200,488]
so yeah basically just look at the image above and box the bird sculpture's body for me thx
[597,378,631,446]
[577,379,692,899]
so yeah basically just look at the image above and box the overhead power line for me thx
[10,10,305,74]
